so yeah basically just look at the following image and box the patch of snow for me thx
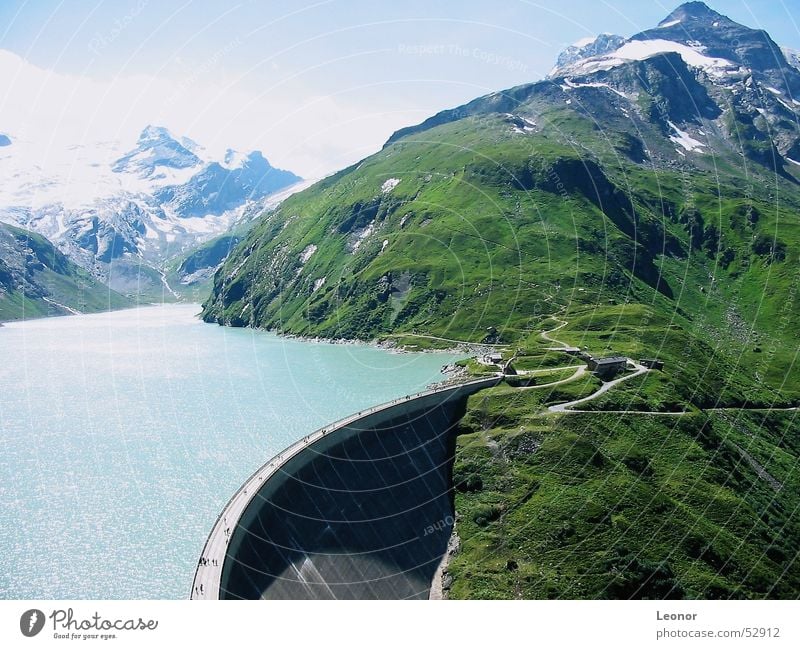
[175,215,229,234]
[562,78,627,98]
[617,39,732,73]
[567,39,736,78]
[565,99,572,105]
[712,21,720,27]
[312,277,326,292]
[511,115,536,133]
[658,19,681,28]
[570,57,624,75]
[350,219,376,253]
[787,158,800,166]
[381,239,389,252]
[299,244,317,264]
[765,86,783,95]
[667,120,705,152]
[503,113,535,134]
[227,257,249,281]
[381,178,401,193]
[775,96,798,113]
[724,66,748,77]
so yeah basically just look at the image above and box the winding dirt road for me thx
[548,360,650,413]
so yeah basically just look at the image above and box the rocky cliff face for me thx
[0,222,131,320]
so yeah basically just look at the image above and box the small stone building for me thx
[587,356,628,377]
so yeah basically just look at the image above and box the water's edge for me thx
[0,304,462,598]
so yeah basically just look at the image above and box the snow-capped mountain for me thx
[387,0,800,181]
[154,149,300,219]
[112,125,202,179]
[538,1,800,168]
[0,125,302,295]
[550,1,799,97]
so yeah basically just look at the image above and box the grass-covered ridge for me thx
[203,102,799,356]
[200,42,800,598]
[450,400,800,599]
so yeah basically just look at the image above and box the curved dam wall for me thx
[195,377,498,600]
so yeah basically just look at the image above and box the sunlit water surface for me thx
[0,304,458,598]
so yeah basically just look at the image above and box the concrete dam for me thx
[191,377,499,600]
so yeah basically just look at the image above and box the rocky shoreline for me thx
[429,523,460,600]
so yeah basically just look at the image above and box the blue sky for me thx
[1,0,798,176]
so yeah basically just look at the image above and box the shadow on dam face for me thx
[220,392,472,600]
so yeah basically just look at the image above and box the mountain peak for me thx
[114,125,201,176]
[138,125,174,142]
[222,149,269,170]
[548,1,798,89]
[663,1,723,22]
[245,150,269,165]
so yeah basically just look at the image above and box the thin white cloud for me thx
[0,48,419,186]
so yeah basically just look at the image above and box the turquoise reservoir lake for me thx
[0,304,458,598]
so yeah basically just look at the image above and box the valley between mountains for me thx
[3,1,799,599]
[0,122,305,317]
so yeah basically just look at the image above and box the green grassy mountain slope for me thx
[202,69,800,398]
[203,26,799,358]
[451,400,800,598]
[0,222,133,321]
[202,1,800,598]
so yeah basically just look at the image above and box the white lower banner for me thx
[0,600,797,648]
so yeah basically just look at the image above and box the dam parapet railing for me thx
[190,374,501,600]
